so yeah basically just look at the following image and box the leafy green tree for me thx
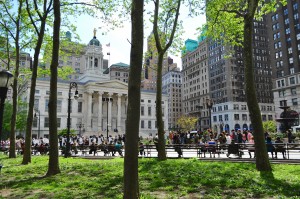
[263,121,277,133]
[3,100,27,138]
[177,115,198,132]
[22,0,54,165]
[123,0,144,197]
[58,128,76,137]
[0,0,29,158]
[151,0,182,160]
[149,0,203,160]
[205,0,286,171]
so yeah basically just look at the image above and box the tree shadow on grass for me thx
[0,175,47,189]
[260,171,300,197]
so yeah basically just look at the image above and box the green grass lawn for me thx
[0,155,299,199]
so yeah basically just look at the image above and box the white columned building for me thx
[28,31,168,138]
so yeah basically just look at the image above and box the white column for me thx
[87,91,92,131]
[108,93,112,131]
[98,92,103,131]
[117,94,122,131]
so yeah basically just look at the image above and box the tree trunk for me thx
[123,0,144,198]
[244,12,272,171]
[9,0,23,159]
[156,52,167,160]
[22,12,47,165]
[46,0,60,176]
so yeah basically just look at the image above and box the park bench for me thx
[226,143,243,158]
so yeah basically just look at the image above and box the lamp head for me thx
[74,90,79,99]
[0,70,13,88]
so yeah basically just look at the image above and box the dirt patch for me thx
[0,188,13,198]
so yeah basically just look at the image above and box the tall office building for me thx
[267,0,300,126]
[208,16,275,132]
[162,68,183,130]
[181,36,211,131]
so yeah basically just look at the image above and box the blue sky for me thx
[71,7,206,69]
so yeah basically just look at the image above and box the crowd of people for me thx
[0,129,297,159]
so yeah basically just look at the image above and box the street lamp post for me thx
[76,123,84,136]
[195,105,203,131]
[206,98,214,130]
[102,97,113,141]
[34,110,41,139]
[65,82,79,158]
[0,70,13,146]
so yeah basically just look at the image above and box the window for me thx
[44,117,49,127]
[288,48,293,54]
[33,117,37,128]
[233,104,239,110]
[285,18,289,24]
[218,115,223,121]
[141,120,144,128]
[35,90,40,94]
[148,107,151,116]
[290,77,295,85]
[213,116,217,122]
[285,28,290,35]
[262,115,267,121]
[284,8,288,15]
[242,114,247,121]
[34,99,39,110]
[241,105,247,110]
[293,3,298,10]
[292,98,298,106]
[291,88,297,95]
[224,105,228,110]
[45,99,49,112]
[289,58,294,64]
[141,106,144,116]
[279,90,285,97]
[268,115,273,121]
[57,118,61,128]
[57,100,62,112]
[234,114,239,120]
[294,13,299,20]
[148,121,151,129]
[225,114,229,121]
[78,102,82,113]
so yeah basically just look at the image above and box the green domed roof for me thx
[89,36,100,46]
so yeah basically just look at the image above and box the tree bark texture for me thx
[46,0,61,176]
[22,4,47,165]
[9,0,23,159]
[243,2,272,171]
[123,0,144,198]
[155,52,167,160]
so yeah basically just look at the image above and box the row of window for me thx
[277,76,298,88]
[140,120,164,129]
[211,104,273,112]
[34,99,83,113]
[213,114,273,122]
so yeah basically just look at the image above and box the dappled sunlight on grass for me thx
[0,155,299,198]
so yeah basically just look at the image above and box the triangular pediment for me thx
[87,80,128,90]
